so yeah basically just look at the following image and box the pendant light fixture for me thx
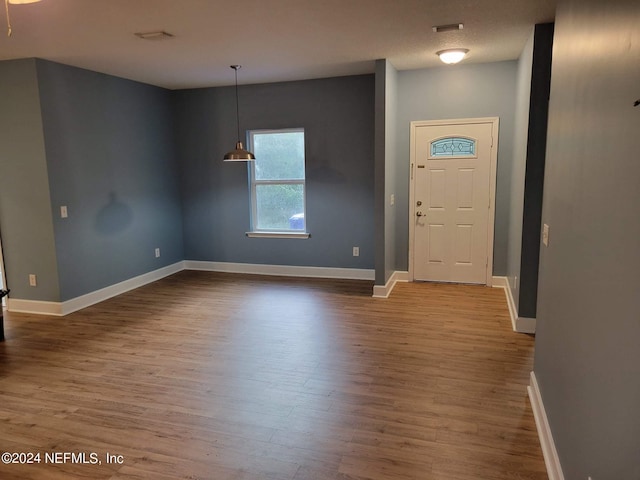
[223,65,255,161]
[5,0,42,37]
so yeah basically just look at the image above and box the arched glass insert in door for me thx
[430,137,476,158]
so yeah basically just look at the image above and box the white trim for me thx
[7,262,185,317]
[493,276,537,334]
[491,275,508,288]
[248,128,307,234]
[515,316,536,334]
[246,232,310,239]
[61,261,185,315]
[486,119,499,287]
[528,371,565,480]
[0,234,6,293]
[372,271,409,298]
[184,261,375,281]
[408,117,499,286]
[6,299,63,316]
[502,276,519,331]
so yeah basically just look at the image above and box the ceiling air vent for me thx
[134,31,174,40]
[432,23,464,33]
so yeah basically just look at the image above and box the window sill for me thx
[246,231,310,239]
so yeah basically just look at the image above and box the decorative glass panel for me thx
[430,137,476,157]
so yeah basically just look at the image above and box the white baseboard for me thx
[7,299,63,316]
[7,262,185,317]
[493,276,536,334]
[491,275,508,288]
[515,316,536,334]
[528,371,565,480]
[372,271,409,298]
[61,262,185,315]
[184,260,375,281]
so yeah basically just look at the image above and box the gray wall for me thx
[374,59,399,286]
[36,60,184,301]
[374,61,386,284]
[506,23,554,319]
[0,59,60,301]
[517,23,553,319]
[534,0,640,478]
[395,61,518,275]
[506,30,535,311]
[384,61,399,283]
[174,75,375,270]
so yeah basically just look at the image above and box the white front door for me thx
[412,121,495,284]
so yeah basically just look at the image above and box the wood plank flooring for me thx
[0,271,547,479]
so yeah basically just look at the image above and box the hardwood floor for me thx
[0,271,547,479]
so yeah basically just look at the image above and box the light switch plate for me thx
[542,224,549,247]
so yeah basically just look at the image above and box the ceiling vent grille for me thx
[134,31,174,40]
[432,23,464,33]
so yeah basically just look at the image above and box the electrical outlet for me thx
[352,246,359,257]
[29,274,37,287]
[60,206,68,218]
[155,248,160,258]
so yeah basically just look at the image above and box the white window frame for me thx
[246,128,309,239]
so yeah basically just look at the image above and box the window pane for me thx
[253,131,305,180]
[255,184,305,230]
[430,137,476,157]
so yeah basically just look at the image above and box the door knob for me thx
[416,211,424,217]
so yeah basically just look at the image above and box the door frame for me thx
[408,117,499,286]
[0,232,7,306]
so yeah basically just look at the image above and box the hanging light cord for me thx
[5,0,12,37]
[232,65,241,142]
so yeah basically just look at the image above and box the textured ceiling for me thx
[0,0,557,89]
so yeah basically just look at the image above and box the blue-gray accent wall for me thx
[395,61,518,275]
[173,75,375,270]
[36,60,184,301]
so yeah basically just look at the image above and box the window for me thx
[247,128,307,237]
[429,136,477,158]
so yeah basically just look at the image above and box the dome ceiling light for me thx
[437,48,470,65]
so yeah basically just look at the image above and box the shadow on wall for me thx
[95,192,133,235]
[307,163,347,184]
[306,132,346,184]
